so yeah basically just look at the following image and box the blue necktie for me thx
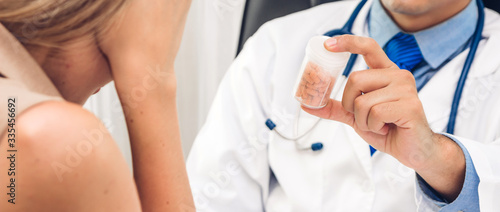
[384,32,424,71]
[369,32,424,156]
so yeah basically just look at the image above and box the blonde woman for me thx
[0,0,194,211]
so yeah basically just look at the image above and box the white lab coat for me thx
[187,0,500,211]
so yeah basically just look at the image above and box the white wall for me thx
[84,0,246,168]
[176,0,246,157]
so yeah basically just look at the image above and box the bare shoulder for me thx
[14,100,112,174]
[0,101,141,211]
[19,100,104,141]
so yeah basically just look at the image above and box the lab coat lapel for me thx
[268,2,376,209]
[334,0,375,178]
[418,52,467,133]
[419,29,500,133]
[267,107,328,211]
[313,0,376,179]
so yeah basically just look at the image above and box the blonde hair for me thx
[0,0,128,47]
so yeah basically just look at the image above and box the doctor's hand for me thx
[302,35,466,201]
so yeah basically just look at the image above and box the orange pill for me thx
[306,87,319,96]
[303,72,315,84]
[310,69,321,84]
[318,82,329,92]
[294,36,351,108]
[302,95,312,105]
[307,61,319,70]
[295,84,304,99]
[320,77,336,105]
[311,95,321,106]
[301,88,309,100]
[304,64,313,75]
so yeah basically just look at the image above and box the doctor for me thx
[187,0,500,211]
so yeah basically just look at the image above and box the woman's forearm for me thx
[99,0,194,209]
[115,71,194,212]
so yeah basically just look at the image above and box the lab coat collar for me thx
[315,0,373,36]
[468,9,500,78]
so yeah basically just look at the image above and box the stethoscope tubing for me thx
[447,0,485,134]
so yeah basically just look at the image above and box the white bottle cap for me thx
[306,36,351,73]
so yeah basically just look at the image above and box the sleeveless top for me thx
[0,24,63,136]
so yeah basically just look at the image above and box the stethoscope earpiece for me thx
[265,119,277,130]
[311,142,324,151]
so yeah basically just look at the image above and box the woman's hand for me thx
[302,35,466,201]
[98,0,191,93]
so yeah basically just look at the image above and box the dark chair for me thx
[485,0,500,14]
[237,0,339,54]
[237,0,500,55]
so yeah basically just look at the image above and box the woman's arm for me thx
[116,65,193,211]
[98,0,194,211]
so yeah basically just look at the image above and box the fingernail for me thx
[325,37,338,47]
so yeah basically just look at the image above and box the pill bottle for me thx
[294,36,351,109]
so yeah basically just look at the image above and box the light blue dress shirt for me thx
[367,0,480,211]
[369,0,478,91]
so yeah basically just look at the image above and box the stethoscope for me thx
[266,0,485,151]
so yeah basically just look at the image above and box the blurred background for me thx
[84,0,246,168]
[84,0,500,168]
[85,0,342,168]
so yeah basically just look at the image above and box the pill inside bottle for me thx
[294,36,351,109]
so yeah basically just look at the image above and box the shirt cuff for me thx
[415,134,480,211]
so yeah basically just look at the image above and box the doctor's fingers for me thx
[324,35,398,69]
[301,100,355,127]
[366,99,424,135]
[352,86,407,133]
[342,68,417,113]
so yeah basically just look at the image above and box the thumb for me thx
[301,99,355,127]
